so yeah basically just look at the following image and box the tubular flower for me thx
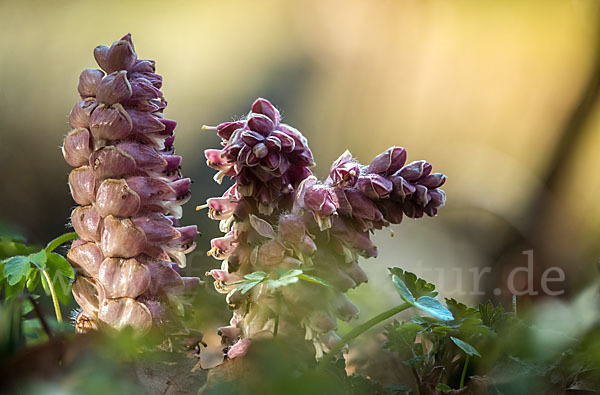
[63,34,200,336]
[203,99,447,359]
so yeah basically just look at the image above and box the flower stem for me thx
[45,232,78,254]
[273,314,279,337]
[460,355,470,388]
[41,269,62,324]
[318,302,412,368]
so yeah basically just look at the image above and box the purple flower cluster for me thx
[203,98,446,359]
[204,99,314,215]
[63,34,199,335]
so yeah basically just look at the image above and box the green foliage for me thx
[381,267,600,393]
[390,269,452,321]
[1,233,76,305]
[450,336,481,357]
[388,268,437,298]
[234,269,331,294]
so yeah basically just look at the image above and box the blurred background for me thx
[1,0,600,368]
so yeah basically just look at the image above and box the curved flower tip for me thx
[367,146,407,175]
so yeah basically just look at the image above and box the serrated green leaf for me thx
[47,252,74,279]
[297,273,332,287]
[244,271,267,281]
[437,383,452,390]
[414,296,454,321]
[446,298,478,320]
[389,268,437,299]
[27,250,47,269]
[479,300,506,330]
[451,336,481,357]
[392,274,415,303]
[3,256,30,286]
[385,321,423,358]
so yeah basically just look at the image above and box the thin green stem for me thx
[273,314,279,337]
[45,232,78,254]
[318,302,412,368]
[41,269,62,323]
[459,355,470,388]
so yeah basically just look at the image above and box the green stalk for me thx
[273,314,279,337]
[41,269,63,323]
[459,355,470,388]
[45,232,78,254]
[318,302,412,368]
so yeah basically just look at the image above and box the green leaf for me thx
[479,300,506,330]
[389,268,437,300]
[265,269,300,289]
[446,298,478,321]
[4,277,26,299]
[266,276,299,289]
[52,273,72,305]
[21,294,40,315]
[391,271,452,321]
[278,269,303,278]
[297,273,332,288]
[385,321,423,358]
[451,336,481,357]
[44,232,78,254]
[26,269,40,291]
[47,252,74,279]
[40,267,72,305]
[22,300,34,315]
[237,280,262,294]
[392,274,416,303]
[27,250,47,270]
[3,256,30,286]
[437,383,452,391]
[414,296,454,321]
[244,271,268,281]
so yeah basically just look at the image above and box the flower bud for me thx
[68,166,96,205]
[69,98,98,129]
[329,150,359,187]
[96,71,132,105]
[63,128,94,167]
[98,297,152,333]
[99,257,151,298]
[95,179,140,217]
[78,69,105,98]
[398,160,432,181]
[356,174,393,199]
[89,103,133,141]
[367,146,407,175]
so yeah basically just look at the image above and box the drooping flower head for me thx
[203,99,446,359]
[63,34,200,336]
